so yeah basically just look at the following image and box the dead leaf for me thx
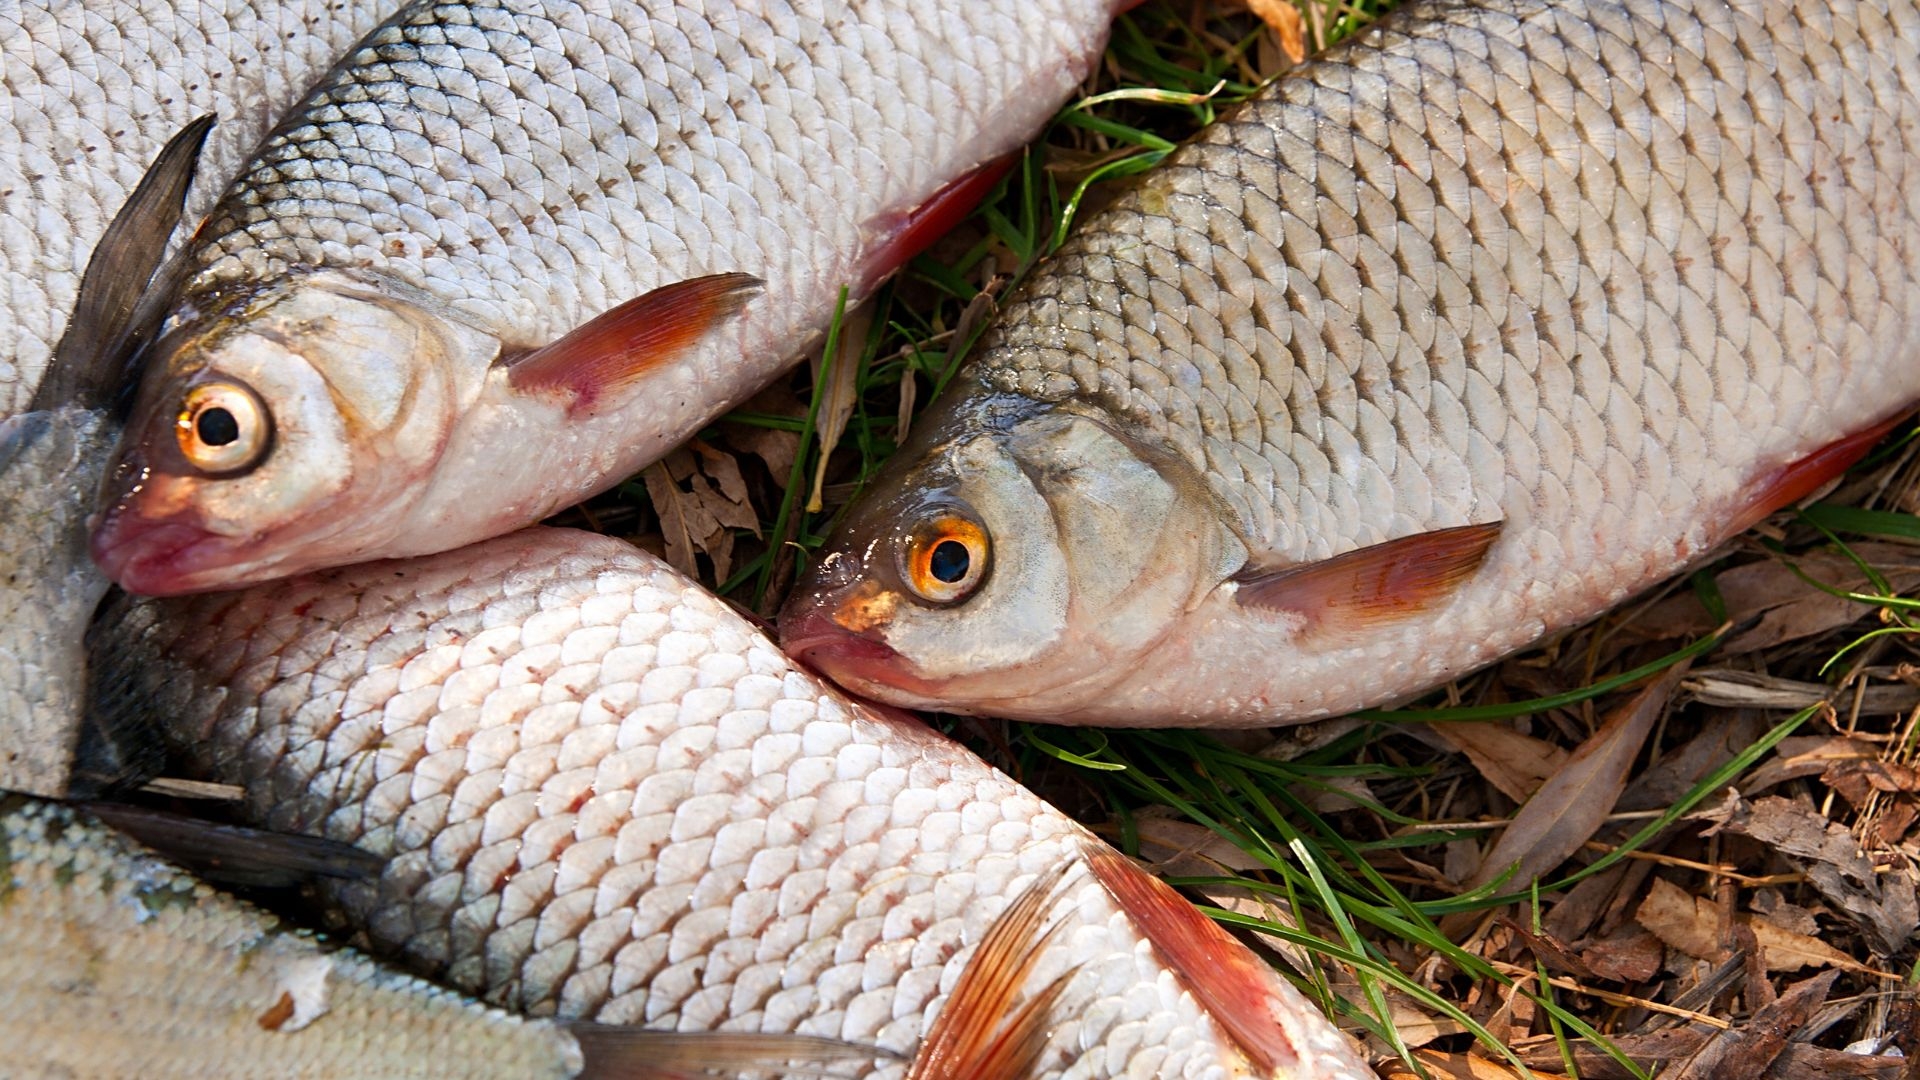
[1397,1048,1565,1079]
[1465,666,1686,893]
[1682,670,1920,715]
[642,442,761,581]
[1520,1029,1910,1079]
[806,305,871,512]
[1429,721,1569,803]
[1243,0,1307,64]
[1666,970,1839,1080]
[1635,877,1878,974]
[1638,543,1920,653]
[1742,737,1882,795]
[1708,795,1920,955]
[1495,916,1596,980]
[1579,924,1664,983]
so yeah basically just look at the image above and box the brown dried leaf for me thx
[1742,736,1881,795]
[1708,795,1920,955]
[1243,0,1307,64]
[1465,666,1685,892]
[1522,1032,1909,1079]
[641,442,760,581]
[1638,543,1920,652]
[1635,877,1876,974]
[1682,670,1920,715]
[1429,721,1568,803]
[1666,970,1838,1080]
[1822,759,1920,806]
[806,304,871,512]
[1402,1048,1564,1079]
[1579,924,1664,983]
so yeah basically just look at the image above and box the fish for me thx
[0,116,213,796]
[90,0,1130,597]
[0,0,399,417]
[88,526,1375,1079]
[0,793,888,1078]
[778,0,1920,727]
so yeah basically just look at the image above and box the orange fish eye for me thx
[902,515,989,604]
[175,380,272,476]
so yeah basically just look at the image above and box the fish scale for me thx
[0,0,398,416]
[784,0,1920,726]
[185,0,1069,334]
[96,527,1375,1080]
[93,0,1123,595]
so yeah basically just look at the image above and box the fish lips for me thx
[89,509,239,597]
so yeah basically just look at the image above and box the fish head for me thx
[781,404,1241,716]
[91,275,493,595]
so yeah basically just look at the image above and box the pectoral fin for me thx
[506,272,762,415]
[1234,521,1503,636]
[906,863,1073,1080]
[1084,844,1300,1074]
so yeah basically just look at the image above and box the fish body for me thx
[92,527,1373,1080]
[91,0,1125,596]
[782,0,1920,726]
[0,0,398,416]
[0,794,860,1079]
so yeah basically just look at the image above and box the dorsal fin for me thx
[506,273,762,415]
[34,114,215,413]
[907,863,1074,1080]
[568,1028,897,1079]
[81,802,385,889]
[1233,521,1503,637]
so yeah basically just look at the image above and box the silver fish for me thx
[0,794,885,1079]
[780,0,1920,726]
[0,116,211,796]
[91,0,1126,596]
[0,0,397,416]
[91,526,1374,1080]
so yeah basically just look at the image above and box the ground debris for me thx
[1702,794,1919,956]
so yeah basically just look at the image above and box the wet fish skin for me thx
[782,0,1920,726]
[91,0,1125,596]
[0,0,398,417]
[0,794,882,1079]
[92,527,1374,1080]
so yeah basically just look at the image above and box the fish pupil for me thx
[929,539,970,584]
[197,407,240,447]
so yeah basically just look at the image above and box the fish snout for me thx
[89,510,232,597]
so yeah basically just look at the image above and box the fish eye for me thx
[900,510,989,604]
[175,380,272,475]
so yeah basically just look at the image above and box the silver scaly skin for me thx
[0,0,397,416]
[0,794,877,1080]
[91,0,1124,596]
[93,527,1374,1080]
[782,0,1920,726]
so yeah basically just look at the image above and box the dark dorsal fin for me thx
[82,801,386,889]
[32,114,214,413]
[567,1028,899,1079]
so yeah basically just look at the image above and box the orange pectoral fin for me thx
[1083,845,1300,1075]
[907,863,1071,1080]
[506,272,762,415]
[1233,521,1504,636]
[1722,413,1911,542]
[858,153,1019,295]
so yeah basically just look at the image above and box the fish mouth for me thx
[90,515,243,596]
[775,604,930,698]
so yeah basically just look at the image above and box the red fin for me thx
[1234,521,1503,635]
[506,273,762,415]
[860,154,1019,294]
[568,1027,895,1079]
[907,863,1071,1080]
[1084,846,1299,1074]
[1723,414,1910,540]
